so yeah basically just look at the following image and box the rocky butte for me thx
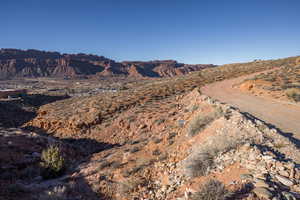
[0,49,216,79]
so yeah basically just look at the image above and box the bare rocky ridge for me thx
[0,49,215,79]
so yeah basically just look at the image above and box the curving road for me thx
[201,72,300,138]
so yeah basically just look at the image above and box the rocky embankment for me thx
[5,89,300,200]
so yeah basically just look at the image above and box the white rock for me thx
[275,175,294,186]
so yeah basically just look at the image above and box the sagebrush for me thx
[40,145,65,179]
[188,108,223,137]
[192,179,231,200]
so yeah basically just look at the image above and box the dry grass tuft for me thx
[286,88,300,102]
[188,108,223,137]
[191,179,231,200]
[186,151,214,177]
[185,135,241,177]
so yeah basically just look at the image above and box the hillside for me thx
[238,61,300,103]
[27,55,299,138]
[1,55,300,200]
[0,49,215,79]
[2,90,300,200]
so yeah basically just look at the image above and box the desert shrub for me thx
[155,118,165,125]
[191,105,199,112]
[129,146,141,153]
[296,57,300,65]
[257,123,268,133]
[97,160,113,170]
[168,140,174,145]
[153,137,163,144]
[185,136,241,177]
[186,151,214,177]
[264,76,277,82]
[167,132,177,140]
[152,149,161,156]
[128,140,140,145]
[273,142,287,149]
[40,145,65,179]
[110,161,123,169]
[285,88,300,102]
[118,177,146,196]
[123,163,146,177]
[38,185,67,200]
[188,108,223,137]
[191,179,231,200]
[127,115,136,123]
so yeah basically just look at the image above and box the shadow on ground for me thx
[242,111,300,149]
[0,125,118,200]
[0,94,69,128]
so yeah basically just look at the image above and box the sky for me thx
[0,0,300,64]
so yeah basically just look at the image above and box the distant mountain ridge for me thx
[0,49,216,79]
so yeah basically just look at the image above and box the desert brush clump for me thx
[186,151,214,177]
[285,88,300,102]
[185,134,241,177]
[191,179,231,200]
[188,107,223,137]
[40,145,65,179]
[239,64,300,102]
[38,185,67,200]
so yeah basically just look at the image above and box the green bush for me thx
[191,179,231,200]
[40,145,65,179]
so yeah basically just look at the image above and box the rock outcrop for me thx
[0,49,216,79]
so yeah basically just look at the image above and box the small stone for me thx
[254,180,269,188]
[295,169,300,179]
[139,124,147,129]
[272,196,280,200]
[275,175,294,186]
[290,169,295,179]
[255,174,267,180]
[262,155,274,160]
[286,162,295,170]
[32,152,41,157]
[240,143,251,151]
[253,187,273,199]
[276,162,284,170]
[279,170,289,177]
[240,174,253,180]
[281,191,296,200]
[292,184,300,192]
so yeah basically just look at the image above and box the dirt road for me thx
[201,73,300,137]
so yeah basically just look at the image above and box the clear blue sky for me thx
[0,0,299,64]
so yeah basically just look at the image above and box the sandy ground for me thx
[201,72,300,138]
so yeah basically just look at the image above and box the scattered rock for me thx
[281,191,296,200]
[254,179,269,188]
[253,187,273,199]
[275,175,294,187]
[240,174,253,180]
